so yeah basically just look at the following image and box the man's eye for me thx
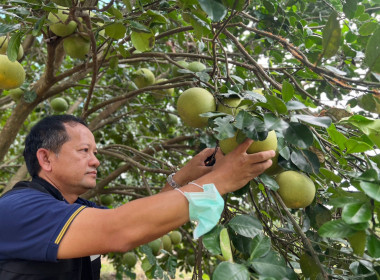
[82,148,89,152]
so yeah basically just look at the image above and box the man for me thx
[0,114,275,279]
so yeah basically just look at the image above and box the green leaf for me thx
[342,202,372,224]
[318,219,356,238]
[212,262,249,280]
[203,225,223,255]
[319,168,342,183]
[293,114,332,128]
[286,100,307,110]
[283,122,314,149]
[0,23,21,36]
[340,116,380,148]
[265,94,288,114]
[359,181,380,202]
[259,173,279,191]
[343,0,358,19]
[281,81,294,103]
[213,116,237,140]
[32,15,46,37]
[345,139,373,154]
[228,214,263,238]
[367,234,380,258]
[129,21,151,33]
[131,30,155,52]
[198,0,227,22]
[145,10,168,24]
[306,203,332,229]
[249,234,271,260]
[262,0,276,14]
[327,124,347,150]
[290,149,320,174]
[358,21,379,36]
[322,11,341,59]
[249,251,297,279]
[263,113,290,131]
[7,32,23,62]
[364,27,380,72]
[105,22,126,39]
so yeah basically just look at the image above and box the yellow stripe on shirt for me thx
[55,206,86,244]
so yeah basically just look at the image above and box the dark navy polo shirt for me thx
[0,177,104,262]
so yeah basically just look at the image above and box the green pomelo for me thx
[50,97,69,112]
[169,230,182,245]
[8,88,24,101]
[219,130,278,155]
[152,78,174,98]
[176,87,216,128]
[300,253,322,280]
[162,234,172,251]
[187,61,206,72]
[122,251,137,268]
[133,68,155,88]
[173,60,189,77]
[48,7,77,37]
[264,151,283,176]
[275,171,316,209]
[347,230,366,256]
[167,113,179,125]
[63,35,90,59]
[148,238,163,256]
[217,98,247,116]
[100,194,114,206]
[0,55,25,90]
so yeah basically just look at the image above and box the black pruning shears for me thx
[204,143,219,166]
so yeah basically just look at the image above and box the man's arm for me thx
[57,139,275,259]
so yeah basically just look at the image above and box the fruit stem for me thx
[272,191,329,280]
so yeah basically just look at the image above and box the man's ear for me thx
[36,148,53,172]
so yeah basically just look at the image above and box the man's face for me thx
[49,123,100,195]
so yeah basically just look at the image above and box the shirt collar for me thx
[32,177,65,201]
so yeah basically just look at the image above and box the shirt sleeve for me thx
[0,189,86,262]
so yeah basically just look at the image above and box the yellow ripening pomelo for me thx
[152,78,174,99]
[48,6,77,37]
[176,87,216,128]
[133,68,155,88]
[217,97,247,116]
[0,55,25,90]
[63,35,90,59]
[219,130,277,155]
[187,61,206,72]
[275,171,316,209]
[0,36,24,60]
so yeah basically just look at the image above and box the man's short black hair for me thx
[23,115,87,177]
